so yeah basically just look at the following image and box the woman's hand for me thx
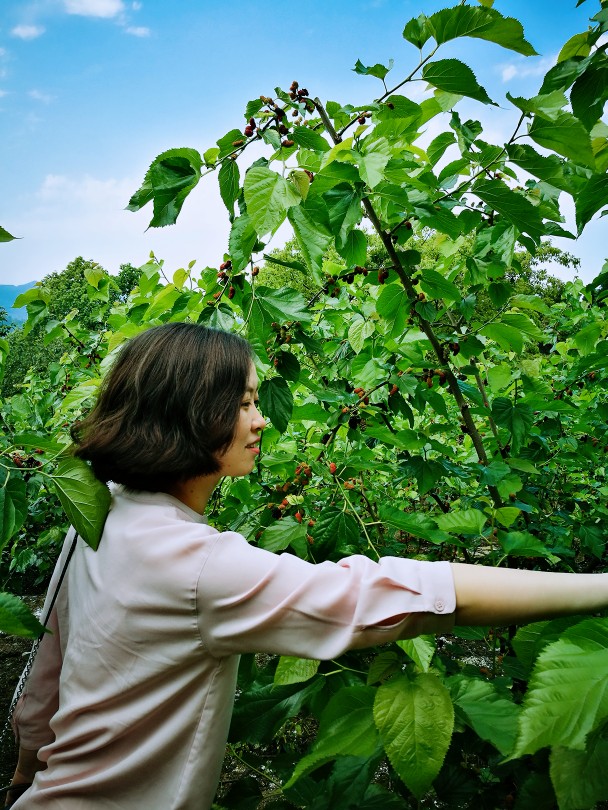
[4,748,45,806]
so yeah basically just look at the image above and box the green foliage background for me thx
[2,1,608,807]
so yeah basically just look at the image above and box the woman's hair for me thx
[71,323,253,491]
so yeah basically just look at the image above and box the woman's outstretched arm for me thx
[451,563,608,626]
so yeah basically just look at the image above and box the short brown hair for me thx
[71,323,253,490]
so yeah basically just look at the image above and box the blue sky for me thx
[0,0,605,286]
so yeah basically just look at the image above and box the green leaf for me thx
[397,636,436,672]
[353,58,394,81]
[286,687,380,787]
[491,398,534,455]
[558,31,592,62]
[480,322,524,354]
[511,618,608,757]
[419,268,460,302]
[435,508,486,536]
[512,618,579,674]
[403,14,433,49]
[216,128,246,158]
[529,111,595,168]
[571,64,608,131]
[244,166,302,237]
[50,457,111,550]
[348,317,375,354]
[574,174,608,234]
[506,144,572,192]
[574,321,602,354]
[499,531,558,562]
[324,184,363,245]
[427,132,456,166]
[274,656,320,686]
[314,508,359,551]
[374,673,454,799]
[0,591,47,638]
[378,504,450,545]
[422,59,495,105]
[218,159,240,216]
[550,733,608,810]
[252,285,311,326]
[493,506,520,528]
[228,213,258,273]
[474,180,545,242]
[448,674,519,755]
[0,225,18,242]
[259,377,293,434]
[259,516,307,553]
[0,472,27,553]
[337,229,367,267]
[126,148,203,228]
[288,200,333,276]
[404,457,445,496]
[357,150,391,189]
[291,126,330,152]
[231,679,322,744]
[428,6,537,56]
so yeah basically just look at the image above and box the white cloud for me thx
[64,0,125,18]
[499,55,556,83]
[126,25,150,37]
[28,89,54,103]
[11,24,45,40]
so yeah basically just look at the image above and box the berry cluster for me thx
[378,267,390,284]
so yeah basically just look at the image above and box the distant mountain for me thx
[0,281,38,323]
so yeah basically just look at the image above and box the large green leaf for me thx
[574,173,608,234]
[473,180,545,242]
[288,200,333,276]
[218,159,240,216]
[259,516,307,553]
[571,63,608,131]
[480,322,524,354]
[529,111,595,168]
[0,472,27,553]
[397,636,436,672]
[50,457,111,550]
[550,732,608,810]
[324,184,363,245]
[313,507,359,552]
[230,678,322,743]
[0,591,47,637]
[428,6,537,56]
[0,225,18,242]
[337,229,367,267]
[379,504,450,545]
[126,148,203,228]
[448,675,520,756]
[511,618,608,757]
[435,508,487,536]
[353,58,394,81]
[374,673,454,799]
[259,376,293,434]
[274,656,320,686]
[286,686,380,787]
[422,59,495,105]
[228,213,258,273]
[244,166,301,237]
[419,268,460,302]
[491,398,534,455]
[291,125,331,152]
[252,286,311,326]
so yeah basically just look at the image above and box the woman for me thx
[7,323,608,809]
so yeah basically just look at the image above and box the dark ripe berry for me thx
[249,117,256,128]
[346,273,354,284]
[363,396,369,405]
[276,107,286,119]
[386,101,395,109]
[244,126,254,137]
[292,109,299,117]
[290,80,299,90]
[298,88,309,97]
[252,266,259,276]
[348,416,360,430]
[304,170,314,181]
[272,508,282,519]
[279,123,289,135]
[321,432,331,445]
[232,139,244,147]
[289,92,297,100]
[404,220,412,230]
[451,342,460,356]
[228,286,235,299]
[358,116,366,125]
[417,292,426,301]
[282,139,295,148]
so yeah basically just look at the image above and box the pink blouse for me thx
[12,486,455,809]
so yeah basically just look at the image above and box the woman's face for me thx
[217,364,266,478]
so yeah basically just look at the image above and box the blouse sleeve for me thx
[11,531,75,750]
[196,531,456,659]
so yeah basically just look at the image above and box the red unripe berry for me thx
[282,139,295,148]
[228,286,235,299]
[252,266,259,276]
[389,384,398,396]
[295,511,303,524]
[344,481,355,490]
[308,519,315,527]
[329,462,337,474]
